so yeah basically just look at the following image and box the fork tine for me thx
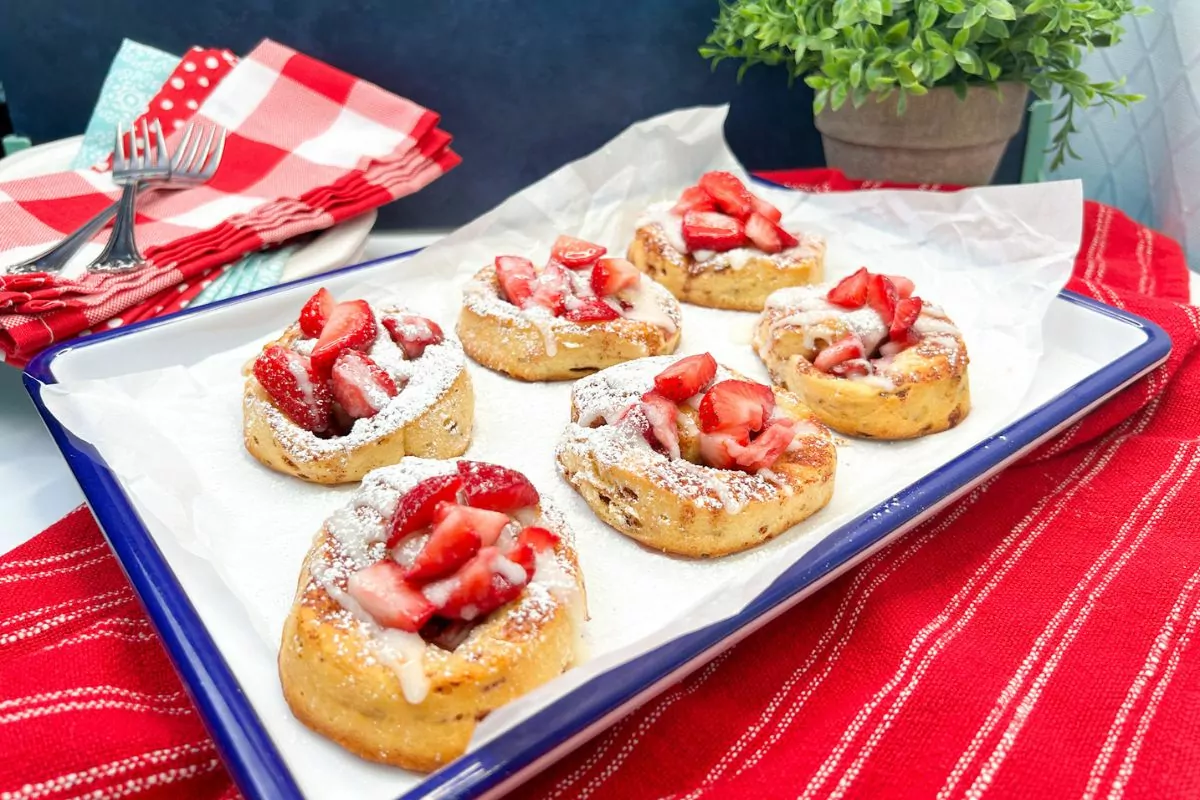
[153,119,167,170]
[180,123,206,175]
[201,127,226,179]
[137,119,147,169]
[113,123,126,171]
[171,122,196,173]
[194,125,217,175]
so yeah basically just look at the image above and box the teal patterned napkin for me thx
[71,39,297,304]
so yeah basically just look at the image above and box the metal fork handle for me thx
[88,182,147,274]
[4,189,145,275]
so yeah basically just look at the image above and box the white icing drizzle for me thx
[621,279,678,333]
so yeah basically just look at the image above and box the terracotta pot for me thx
[813,82,1029,185]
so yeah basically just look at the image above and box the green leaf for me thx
[937,0,965,12]
[931,52,956,80]
[926,30,953,52]
[1030,35,1050,59]
[952,26,970,50]
[831,82,849,110]
[983,17,1009,38]
[850,60,864,87]
[965,4,988,27]
[953,82,968,101]
[884,19,911,43]
[1025,0,1052,12]
[954,48,984,75]
[986,60,1001,79]
[985,0,1016,20]
[918,1,939,29]
[813,87,829,115]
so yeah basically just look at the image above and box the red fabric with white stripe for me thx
[2,170,1197,800]
[0,39,459,368]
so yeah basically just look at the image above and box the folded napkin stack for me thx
[0,39,460,368]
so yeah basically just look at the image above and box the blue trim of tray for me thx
[22,260,1171,800]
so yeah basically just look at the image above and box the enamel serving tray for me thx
[23,245,1169,799]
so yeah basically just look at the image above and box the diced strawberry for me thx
[429,547,527,621]
[563,297,620,322]
[744,212,799,254]
[404,508,485,583]
[653,352,717,402]
[387,473,463,547]
[890,296,923,342]
[879,339,908,358]
[550,235,607,268]
[456,461,540,512]
[830,359,872,377]
[699,171,755,220]
[698,430,744,470]
[590,257,641,296]
[331,350,397,420]
[827,267,870,308]
[750,194,783,223]
[698,380,775,434]
[430,502,512,547]
[887,275,916,299]
[311,299,377,375]
[518,525,560,553]
[867,274,899,325]
[733,419,797,472]
[495,255,537,307]
[298,287,334,338]
[382,314,444,359]
[527,261,571,315]
[640,391,681,459]
[813,334,865,373]
[681,211,746,253]
[347,561,436,633]
[671,185,717,216]
[420,618,474,650]
[252,344,332,433]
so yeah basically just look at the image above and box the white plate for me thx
[0,135,376,282]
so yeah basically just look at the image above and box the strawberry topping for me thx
[387,473,463,547]
[404,514,482,582]
[431,502,512,547]
[681,211,746,253]
[383,314,444,359]
[331,350,398,419]
[890,296,923,343]
[456,461,540,512]
[527,261,571,314]
[347,561,436,633]
[671,185,717,216]
[640,391,681,459]
[428,547,528,621]
[550,235,607,268]
[495,255,537,307]
[699,171,755,220]
[813,334,865,373]
[887,275,916,299]
[698,379,775,435]
[564,297,620,322]
[252,345,332,433]
[732,418,797,472]
[299,287,334,338]
[744,212,799,254]
[590,257,641,296]
[866,274,899,325]
[311,299,376,375]
[827,267,870,308]
[517,525,560,553]
[750,194,783,223]
[652,353,717,402]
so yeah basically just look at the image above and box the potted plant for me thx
[702,0,1147,185]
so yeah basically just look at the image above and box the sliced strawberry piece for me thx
[887,275,915,299]
[550,235,607,268]
[311,299,376,375]
[564,297,620,322]
[430,502,512,547]
[456,461,540,512]
[698,430,744,470]
[404,509,485,583]
[653,353,717,402]
[827,267,870,308]
[671,185,717,216]
[495,255,537,307]
[420,617,474,650]
[750,194,783,223]
[518,525,560,553]
[590,257,641,296]
[252,344,332,433]
[744,212,799,254]
[681,211,746,253]
[830,359,872,377]
[813,334,865,374]
[347,561,436,633]
[383,314,444,359]
[429,547,527,621]
[640,391,681,459]
[387,473,463,547]
[879,339,908,358]
[698,380,775,434]
[527,261,571,315]
[331,350,397,420]
[699,171,755,220]
[733,419,797,472]
[867,274,899,325]
[890,296,923,342]
[298,287,334,338]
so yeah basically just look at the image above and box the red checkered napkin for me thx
[0,39,460,368]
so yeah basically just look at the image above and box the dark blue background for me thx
[0,0,1028,228]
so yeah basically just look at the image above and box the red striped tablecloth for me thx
[2,170,1197,800]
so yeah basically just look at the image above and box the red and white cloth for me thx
[2,170,1198,800]
[0,39,459,368]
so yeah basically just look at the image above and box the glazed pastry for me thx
[457,235,682,381]
[243,289,473,484]
[279,458,585,771]
[627,171,825,311]
[556,353,836,557]
[753,268,970,439]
